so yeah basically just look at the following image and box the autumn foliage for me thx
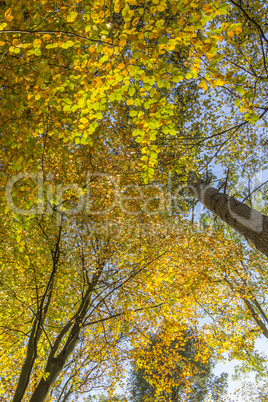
[0,0,268,401]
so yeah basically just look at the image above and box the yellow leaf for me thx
[42,34,52,40]
[157,4,166,11]
[190,68,198,78]
[67,11,78,22]
[234,27,242,35]
[198,80,208,91]
[106,62,111,71]
[12,39,20,46]
[202,4,213,13]
[33,39,42,47]
[5,14,13,21]
[214,78,225,86]
[184,26,195,32]
[205,52,215,60]
[5,8,13,21]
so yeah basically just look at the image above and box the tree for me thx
[129,328,228,402]
[1,0,268,401]
[238,379,268,402]
[181,0,268,258]
[188,178,268,258]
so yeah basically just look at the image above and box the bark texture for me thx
[188,181,268,258]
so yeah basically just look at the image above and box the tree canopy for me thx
[0,0,268,401]
[129,328,228,402]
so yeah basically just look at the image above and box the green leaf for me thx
[93,102,100,111]
[99,55,109,64]
[129,85,136,97]
[162,126,169,134]
[67,11,78,22]
[149,130,157,140]
[33,48,41,56]
[62,40,74,49]
[148,119,160,129]
[234,99,240,107]
[235,86,245,95]
[218,2,230,14]
[246,112,259,123]
[95,112,103,119]
[109,93,116,102]
[71,104,78,112]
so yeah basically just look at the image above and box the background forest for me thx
[0,0,268,401]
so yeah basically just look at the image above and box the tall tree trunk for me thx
[28,264,105,402]
[28,324,80,402]
[188,181,268,258]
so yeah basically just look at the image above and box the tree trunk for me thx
[188,181,268,257]
[28,265,104,402]
[28,332,78,402]
[12,319,40,402]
